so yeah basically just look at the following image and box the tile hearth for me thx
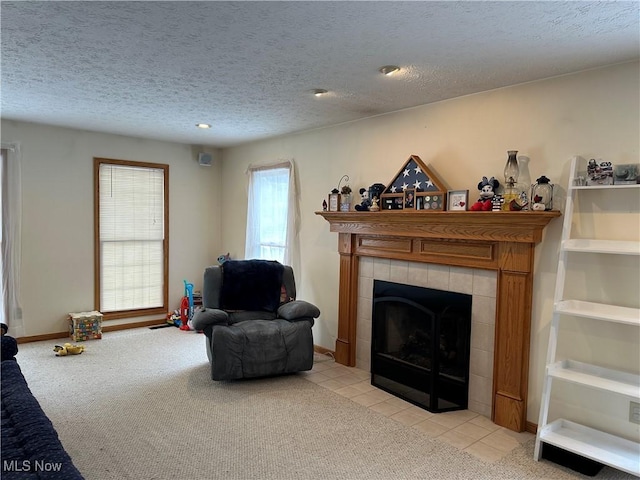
[303,353,533,464]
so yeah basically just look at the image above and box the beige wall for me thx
[219,62,640,428]
[1,120,223,336]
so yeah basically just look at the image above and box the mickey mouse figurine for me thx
[470,176,500,211]
[354,187,372,211]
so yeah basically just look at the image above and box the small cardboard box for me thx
[68,311,103,341]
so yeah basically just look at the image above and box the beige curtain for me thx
[1,143,24,337]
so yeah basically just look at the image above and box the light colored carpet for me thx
[14,327,633,480]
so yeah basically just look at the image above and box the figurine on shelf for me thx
[322,199,327,211]
[369,197,380,212]
[491,195,504,211]
[354,188,372,211]
[508,191,529,211]
[470,176,500,211]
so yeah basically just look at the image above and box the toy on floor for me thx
[167,310,182,327]
[54,343,85,356]
[180,280,195,330]
[470,176,500,211]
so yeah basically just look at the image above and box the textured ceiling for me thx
[2,1,639,147]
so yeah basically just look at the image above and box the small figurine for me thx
[491,195,504,211]
[369,197,380,212]
[322,199,327,211]
[354,188,372,211]
[470,176,500,211]
[509,191,529,211]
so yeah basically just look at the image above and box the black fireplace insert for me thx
[371,280,472,413]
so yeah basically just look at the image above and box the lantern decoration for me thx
[531,175,553,211]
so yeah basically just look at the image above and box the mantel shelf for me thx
[316,210,561,244]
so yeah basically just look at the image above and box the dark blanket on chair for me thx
[220,260,284,312]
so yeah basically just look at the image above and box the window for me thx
[245,161,298,267]
[94,158,168,319]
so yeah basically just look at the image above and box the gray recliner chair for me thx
[191,260,319,381]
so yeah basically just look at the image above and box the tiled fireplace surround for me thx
[317,210,559,432]
[356,257,497,418]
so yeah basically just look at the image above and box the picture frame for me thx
[447,190,469,211]
[404,189,415,209]
[328,193,340,212]
[380,193,404,210]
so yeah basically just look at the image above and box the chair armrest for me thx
[191,308,229,330]
[277,300,320,320]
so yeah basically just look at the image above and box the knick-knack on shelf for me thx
[531,175,553,211]
[502,150,520,211]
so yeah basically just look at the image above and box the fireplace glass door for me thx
[371,280,471,413]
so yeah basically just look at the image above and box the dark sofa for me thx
[1,337,84,480]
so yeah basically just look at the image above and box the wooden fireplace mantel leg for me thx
[334,233,358,366]
[492,241,535,432]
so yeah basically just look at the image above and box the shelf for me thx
[571,183,640,191]
[555,300,640,326]
[536,156,640,475]
[547,360,640,398]
[562,239,640,255]
[539,419,640,476]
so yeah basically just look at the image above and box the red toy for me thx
[179,280,195,330]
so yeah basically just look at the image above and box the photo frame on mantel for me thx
[328,192,340,212]
[447,190,469,211]
[404,189,415,209]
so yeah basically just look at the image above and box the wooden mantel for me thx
[317,210,560,432]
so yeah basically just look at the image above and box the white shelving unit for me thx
[534,156,640,477]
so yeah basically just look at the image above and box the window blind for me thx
[98,163,165,312]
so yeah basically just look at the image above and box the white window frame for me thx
[94,158,169,319]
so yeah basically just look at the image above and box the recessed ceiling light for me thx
[195,123,211,129]
[313,89,328,97]
[379,65,400,76]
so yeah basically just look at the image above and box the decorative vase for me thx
[502,150,520,211]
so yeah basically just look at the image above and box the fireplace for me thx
[317,209,560,432]
[371,280,472,413]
